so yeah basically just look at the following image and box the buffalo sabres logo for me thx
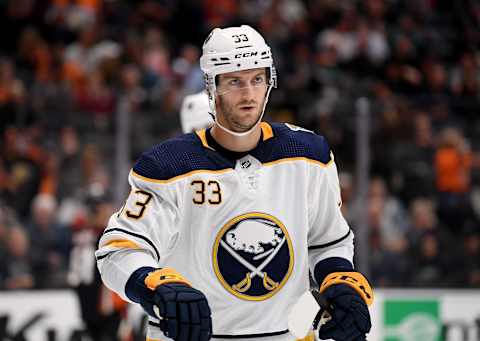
[212,212,294,301]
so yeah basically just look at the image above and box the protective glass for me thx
[216,74,268,96]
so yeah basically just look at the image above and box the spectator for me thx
[68,198,125,341]
[435,127,474,233]
[0,127,43,218]
[2,226,34,290]
[27,193,71,288]
[407,198,439,245]
[369,177,408,253]
[172,44,204,96]
[75,68,115,122]
[0,57,27,130]
[392,112,435,202]
[57,126,83,200]
[368,177,409,286]
[408,231,446,287]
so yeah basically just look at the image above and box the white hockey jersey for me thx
[96,122,354,340]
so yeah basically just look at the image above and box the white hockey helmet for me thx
[200,25,277,136]
[180,91,213,133]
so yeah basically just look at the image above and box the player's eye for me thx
[253,75,265,84]
[229,79,240,86]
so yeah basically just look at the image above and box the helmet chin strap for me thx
[213,85,273,137]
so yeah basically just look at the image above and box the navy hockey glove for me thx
[317,272,373,341]
[126,267,212,341]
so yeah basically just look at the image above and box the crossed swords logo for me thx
[220,236,286,292]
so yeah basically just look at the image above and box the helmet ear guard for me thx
[200,25,277,137]
[204,73,215,104]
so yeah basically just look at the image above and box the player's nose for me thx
[239,83,256,100]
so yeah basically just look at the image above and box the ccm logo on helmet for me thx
[235,52,258,58]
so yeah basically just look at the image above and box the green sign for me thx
[384,300,441,341]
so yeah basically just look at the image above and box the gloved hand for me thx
[150,283,212,341]
[127,267,212,341]
[317,284,371,341]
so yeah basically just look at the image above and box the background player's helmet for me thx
[200,25,277,136]
[180,91,213,133]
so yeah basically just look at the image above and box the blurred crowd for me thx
[1,0,480,299]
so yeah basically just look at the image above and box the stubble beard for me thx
[217,97,263,133]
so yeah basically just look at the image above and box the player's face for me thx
[215,68,268,133]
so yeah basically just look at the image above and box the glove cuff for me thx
[319,271,374,306]
[144,267,192,290]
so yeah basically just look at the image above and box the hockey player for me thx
[180,91,213,133]
[96,25,373,341]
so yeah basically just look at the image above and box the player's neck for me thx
[210,124,262,152]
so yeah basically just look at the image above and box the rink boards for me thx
[0,289,479,341]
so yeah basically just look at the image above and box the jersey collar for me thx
[195,122,274,150]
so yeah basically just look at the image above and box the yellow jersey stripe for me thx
[264,156,334,168]
[195,129,215,150]
[131,168,234,184]
[296,332,316,340]
[132,156,333,184]
[261,122,274,141]
[196,122,274,149]
[104,239,140,249]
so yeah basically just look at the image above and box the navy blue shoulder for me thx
[264,123,332,164]
[132,133,227,181]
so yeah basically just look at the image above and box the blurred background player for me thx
[179,91,213,133]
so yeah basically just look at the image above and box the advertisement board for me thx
[370,289,480,341]
[0,289,479,340]
[0,291,83,341]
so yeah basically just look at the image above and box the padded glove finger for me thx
[165,318,178,339]
[189,302,201,325]
[317,284,371,341]
[351,300,371,333]
[198,298,212,318]
[189,324,201,341]
[177,320,190,341]
[179,302,190,324]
